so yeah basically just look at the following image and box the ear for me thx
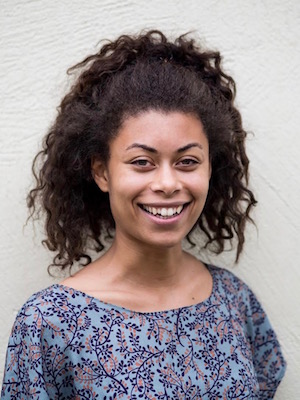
[91,157,109,192]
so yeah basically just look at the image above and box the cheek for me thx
[108,173,146,204]
[190,173,210,194]
[114,167,147,188]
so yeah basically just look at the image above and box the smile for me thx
[139,204,187,218]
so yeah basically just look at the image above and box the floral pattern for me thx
[1,265,286,399]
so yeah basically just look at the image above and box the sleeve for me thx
[240,284,287,399]
[1,297,51,400]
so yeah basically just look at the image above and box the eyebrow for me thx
[177,143,203,152]
[126,142,203,153]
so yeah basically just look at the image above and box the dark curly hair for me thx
[27,30,257,273]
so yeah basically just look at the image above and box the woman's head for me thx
[92,110,211,251]
[28,30,256,272]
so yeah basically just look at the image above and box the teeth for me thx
[142,205,184,218]
[177,205,183,214]
[167,208,173,216]
[161,208,167,216]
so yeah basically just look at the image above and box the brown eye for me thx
[133,160,148,166]
[178,158,199,166]
[131,159,153,167]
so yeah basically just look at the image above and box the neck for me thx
[99,233,188,289]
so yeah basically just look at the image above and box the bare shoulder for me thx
[60,258,109,291]
[184,252,212,280]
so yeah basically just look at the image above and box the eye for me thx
[131,159,153,168]
[177,158,199,166]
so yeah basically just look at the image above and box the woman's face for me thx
[93,110,211,250]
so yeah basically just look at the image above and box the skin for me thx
[61,110,213,312]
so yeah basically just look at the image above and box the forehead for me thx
[110,110,208,151]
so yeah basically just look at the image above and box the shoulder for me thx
[15,284,75,319]
[208,264,286,392]
[17,283,98,311]
[208,264,270,330]
[2,285,93,398]
[9,284,99,340]
[14,285,60,321]
[8,285,64,340]
[208,264,254,300]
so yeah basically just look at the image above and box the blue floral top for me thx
[1,265,286,399]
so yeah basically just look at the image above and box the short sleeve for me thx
[1,297,50,399]
[239,284,287,399]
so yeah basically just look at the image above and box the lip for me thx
[138,202,191,225]
[138,201,190,208]
[138,201,191,208]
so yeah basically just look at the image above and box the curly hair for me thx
[27,30,257,273]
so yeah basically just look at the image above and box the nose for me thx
[150,163,182,195]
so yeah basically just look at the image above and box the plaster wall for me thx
[1,0,299,398]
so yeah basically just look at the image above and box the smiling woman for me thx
[1,30,286,399]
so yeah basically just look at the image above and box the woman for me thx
[1,30,286,399]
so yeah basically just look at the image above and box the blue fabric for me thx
[1,265,286,399]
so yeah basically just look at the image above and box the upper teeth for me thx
[142,205,184,217]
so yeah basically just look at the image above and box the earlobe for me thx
[91,158,109,192]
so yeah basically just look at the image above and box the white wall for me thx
[1,0,299,397]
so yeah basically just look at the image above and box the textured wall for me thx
[1,0,299,397]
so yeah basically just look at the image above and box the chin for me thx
[142,235,184,250]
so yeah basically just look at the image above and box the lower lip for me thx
[140,205,189,225]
